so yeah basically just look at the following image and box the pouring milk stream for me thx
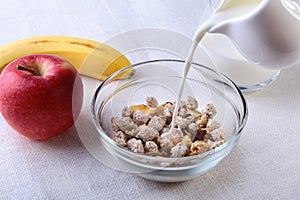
[170,0,300,132]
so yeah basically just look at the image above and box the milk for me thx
[171,0,278,130]
[201,0,280,88]
[171,42,198,130]
[208,0,300,68]
[201,34,280,87]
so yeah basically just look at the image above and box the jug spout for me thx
[208,0,300,69]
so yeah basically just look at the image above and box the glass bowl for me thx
[91,59,248,182]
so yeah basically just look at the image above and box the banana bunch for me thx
[0,36,132,80]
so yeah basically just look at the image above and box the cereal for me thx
[146,97,158,108]
[170,142,188,157]
[197,114,208,128]
[160,129,181,151]
[111,96,226,157]
[163,102,174,117]
[127,138,144,153]
[133,110,150,125]
[211,140,225,149]
[186,96,198,110]
[122,106,133,117]
[186,115,196,124]
[161,127,171,134]
[145,141,159,154]
[111,117,119,132]
[148,116,166,132]
[115,117,138,136]
[178,108,188,117]
[160,137,174,151]
[205,103,217,118]
[193,129,207,142]
[113,131,128,147]
[131,104,151,114]
[179,100,187,109]
[188,109,202,118]
[207,120,221,131]
[168,128,181,138]
[189,140,212,156]
[187,122,198,136]
[176,116,189,129]
[136,126,159,142]
[182,135,192,147]
[204,128,225,142]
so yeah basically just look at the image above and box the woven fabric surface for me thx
[1,0,299,199]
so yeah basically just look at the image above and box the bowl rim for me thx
[91,59,248,163]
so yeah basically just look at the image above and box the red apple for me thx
[0,54,83,140]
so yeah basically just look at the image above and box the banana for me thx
[0,36,133,80]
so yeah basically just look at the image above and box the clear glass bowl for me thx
[91,59,248,182]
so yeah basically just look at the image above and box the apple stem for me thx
[17,65,40,76]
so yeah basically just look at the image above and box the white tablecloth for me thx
[1,0,299,199]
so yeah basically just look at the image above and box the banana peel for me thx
[0,36,134,80]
